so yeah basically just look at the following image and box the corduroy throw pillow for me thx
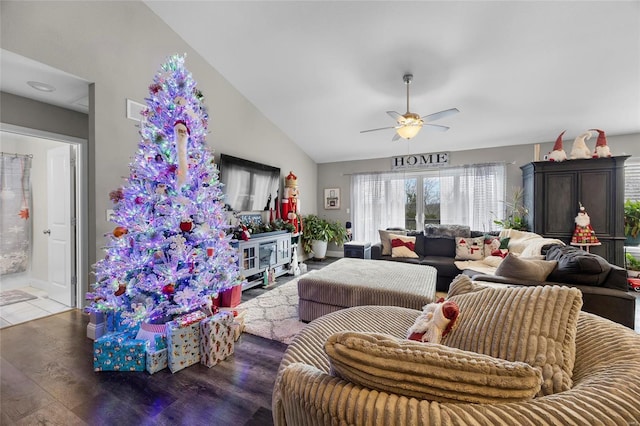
[324,331,542,404]
[445,279,582,396]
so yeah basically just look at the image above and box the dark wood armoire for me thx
[521,156,629,267]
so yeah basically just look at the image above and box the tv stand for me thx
[235,231,292,290]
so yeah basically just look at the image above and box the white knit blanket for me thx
[454,229,565,274]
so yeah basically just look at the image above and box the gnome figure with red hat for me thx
[548,130,567,162]
[591,129,612,158]
[407,298,460,344]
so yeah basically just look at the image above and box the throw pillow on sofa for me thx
[324,331,542,404]
[455,236,484,260]
[379,229,407,256]
[494,253,557,282]
[545,244,611,286]
[390,235,419,258]
[484,236,510,258]
[445,276,583,396]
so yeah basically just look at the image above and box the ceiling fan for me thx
[361,73,459,141]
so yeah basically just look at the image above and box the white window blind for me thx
[625,159,640,201]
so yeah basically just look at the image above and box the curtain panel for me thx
[1,154,33,275]
[439,163,506,232]
[350,172,406,243]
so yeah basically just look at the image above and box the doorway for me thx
[0,125,87,327]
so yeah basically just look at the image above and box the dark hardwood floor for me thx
[0,257,338,426]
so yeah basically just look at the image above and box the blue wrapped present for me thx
[93,332,146,372]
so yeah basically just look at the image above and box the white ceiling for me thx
[146,1,640,163]
[2,2,638,165]
[0,49,89,113]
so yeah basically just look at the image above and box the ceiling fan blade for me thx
[424,123,450,132]
[392,132,401,142]
[421,108,459,123]
[360,126,397,134]
[387,111,403,121]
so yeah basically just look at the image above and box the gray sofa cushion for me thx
[423,237,456,257]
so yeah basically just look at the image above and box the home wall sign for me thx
[391,152,449,170]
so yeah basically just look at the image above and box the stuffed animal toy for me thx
[569,131,592,159]
[547,130,567,162]
[591,129,612,158]
[240,224,251,241]
[407,298,460,344]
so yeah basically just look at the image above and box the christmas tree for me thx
[88,54,242,325]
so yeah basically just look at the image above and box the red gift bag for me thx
[220,285,242,307]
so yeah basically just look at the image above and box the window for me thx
[351,163,506,242]
[625,158,640,201]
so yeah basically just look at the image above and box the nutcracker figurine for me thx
[281,171,301,233]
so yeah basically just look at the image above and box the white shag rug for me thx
[237,276,309,344]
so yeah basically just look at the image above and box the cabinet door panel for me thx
[579,171,611,236]
[544,173,576,234]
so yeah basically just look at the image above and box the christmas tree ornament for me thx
[114,284,127,296]
[590,129,612,158]
[113,226,128,238]
[547,130,567,162]
[179,218,193,232]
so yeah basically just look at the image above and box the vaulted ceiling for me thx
[146,1,640,163]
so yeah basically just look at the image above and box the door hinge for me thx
[71,217,77,226]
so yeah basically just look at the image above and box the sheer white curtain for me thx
[351,172,406,243]
[439,162,506,232]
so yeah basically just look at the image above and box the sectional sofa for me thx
[371,226,636,328]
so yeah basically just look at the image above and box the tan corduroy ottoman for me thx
[297,258,437,322]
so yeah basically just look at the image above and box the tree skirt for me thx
[0,289,37,307]
[237,277,307,344]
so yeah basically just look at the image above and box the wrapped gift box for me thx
[146,347,168,375]
[94,332,146,372]
[218,308,246,341]
[166,320,201,373]
[199,312,235,368]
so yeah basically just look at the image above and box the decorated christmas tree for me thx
[88,54,242,326]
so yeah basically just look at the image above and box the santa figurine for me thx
[591,129,612,158]
[569,131,592,160]
[571,203,600,245]
[407,298,459,344]
[547,130,567,162]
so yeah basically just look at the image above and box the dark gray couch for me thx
[371,228,636,328]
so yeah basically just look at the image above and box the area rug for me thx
[237,276,308,344]
[0,289,37,307]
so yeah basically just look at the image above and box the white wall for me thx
[318,133,640,248]
[0,132,69,283]
[0,1,317,289]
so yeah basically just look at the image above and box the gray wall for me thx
[318,133,640,251]
[1,1,317,293]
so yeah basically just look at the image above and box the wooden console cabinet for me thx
[521,156,629,267]
[234,231,292,290]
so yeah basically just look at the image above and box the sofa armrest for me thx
[604,264,629,291]
[371,242,383,259]
[470,274,543,288]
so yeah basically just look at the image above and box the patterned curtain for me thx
[0,154,32,275]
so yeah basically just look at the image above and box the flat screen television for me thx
[218,154,281,212]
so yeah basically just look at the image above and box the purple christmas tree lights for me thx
[87,54,242,325]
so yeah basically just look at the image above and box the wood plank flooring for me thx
[0,258,337,425]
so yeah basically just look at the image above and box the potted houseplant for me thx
[625,252,640,278]
[301,214,348,259]
[493,187,529,231]
[624,200,640,246]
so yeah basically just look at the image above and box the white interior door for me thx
[46,145,75,306]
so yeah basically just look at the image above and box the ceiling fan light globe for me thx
[396,125,422,139]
